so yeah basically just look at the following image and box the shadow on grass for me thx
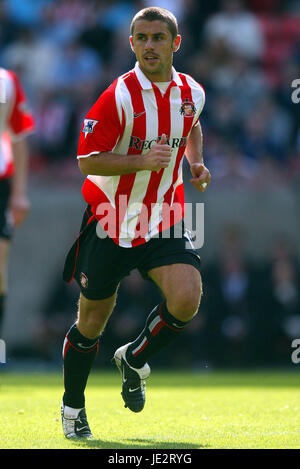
[72,437,206,449]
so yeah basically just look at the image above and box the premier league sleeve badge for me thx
[82,119,99,138]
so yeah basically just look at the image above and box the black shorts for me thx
[0,179,13,240]
[63,206,201,300]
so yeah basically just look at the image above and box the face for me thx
[130,19,181,82]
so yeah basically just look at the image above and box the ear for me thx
[172,34,181,53]
[129,36,135,53]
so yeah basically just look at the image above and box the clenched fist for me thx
[189,163,211,192]
[141,134,172,172]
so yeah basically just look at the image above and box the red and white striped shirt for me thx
[77,62,205,247]
[0,68,35,179]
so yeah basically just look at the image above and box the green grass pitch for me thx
[0,370,300,449]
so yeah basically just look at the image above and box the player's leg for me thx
[112,223,202,412]
[0,239,10,336]
[62,291,117,438]
[62,207,141,436]
[112,264,201,413]
[0,180,13,336]
[76,291,117,339]
[147,262,202,321]
[125,263,202,368]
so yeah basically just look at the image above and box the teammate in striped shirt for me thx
[61,7,211,439]
[0,68,34,335]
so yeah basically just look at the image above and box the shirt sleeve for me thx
[192,83,205,128]
[7,71,35,140]
[77,79,123,158]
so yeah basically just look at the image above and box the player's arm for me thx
[6,71,34,226]
[10,138,30,226]
[78,83,172,176]
[185,123,211,192]
[78,134,171,176]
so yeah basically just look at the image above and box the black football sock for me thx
[125,302,189,368]
[0,295,5,336]
[62,323,99,409]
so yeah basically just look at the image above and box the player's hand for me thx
[9,194,31,227]
[141,134,172,172]
[189,163,211,192]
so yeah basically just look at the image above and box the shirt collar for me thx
[134,62,183,90]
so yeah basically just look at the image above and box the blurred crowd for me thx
[1,0,300,368]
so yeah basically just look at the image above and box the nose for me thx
[145,37,154,50]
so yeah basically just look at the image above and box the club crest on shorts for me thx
[82,119,98,138]
[80,272,88,288]
[180,98,196,117]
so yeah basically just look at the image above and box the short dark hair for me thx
[130,7,178,40]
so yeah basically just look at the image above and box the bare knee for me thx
[167,279,202,322]
[77,292,117,339]
[77,310,107,338]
